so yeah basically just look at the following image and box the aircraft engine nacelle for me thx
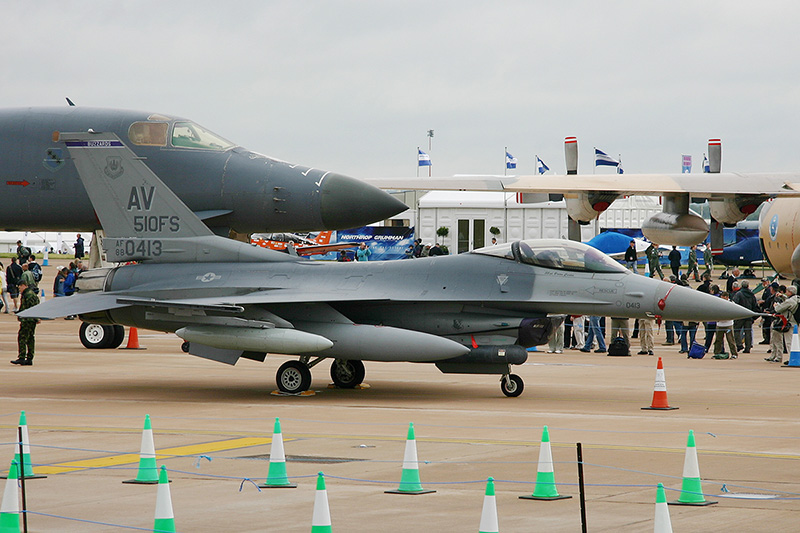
[565,192,620,224]
[641,212,709,246]
[709,195,769,226]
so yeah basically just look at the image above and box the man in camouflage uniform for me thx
[11,280,39,366]
[687,245,700,281]
[645,243,664,280]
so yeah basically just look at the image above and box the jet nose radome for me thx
[320,173,407,229]
[656,284,758,322]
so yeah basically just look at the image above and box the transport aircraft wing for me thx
[365,172,800,198]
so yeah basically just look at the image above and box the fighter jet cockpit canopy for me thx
[128,116,235,151]
[473,239,628,274]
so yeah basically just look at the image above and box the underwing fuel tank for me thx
[293,322,471,362]
[175,325,333,354]
[641,212,709,246]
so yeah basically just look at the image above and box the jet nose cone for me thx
[320,173,407,229]
[657,284,758,322]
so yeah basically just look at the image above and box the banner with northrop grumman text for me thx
[313,226,415,261]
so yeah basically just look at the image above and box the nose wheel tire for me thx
[501,374,524,397]
[276,360,313,394]
[330,359,365,388]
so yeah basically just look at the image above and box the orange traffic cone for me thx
[121,327,145,350]
[642,357,678,410]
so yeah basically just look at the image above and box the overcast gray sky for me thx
[3,1,799,179]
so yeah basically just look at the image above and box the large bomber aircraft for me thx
[366,138,800,251]
[20,131,755,397]
[758,198,800,279]
[0,106,406,235]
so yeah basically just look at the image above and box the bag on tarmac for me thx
[688,342,706,359]
[607,336,630,356]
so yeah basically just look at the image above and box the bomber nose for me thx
[319,173,407,229]
[657,284,758,322]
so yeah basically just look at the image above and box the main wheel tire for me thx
[501,374,524,397]
[79,322,113,349]
[276,360,312,394]
[329,359,365,389]
[108,325,126,349]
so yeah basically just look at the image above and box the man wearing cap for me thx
[11,279,40,366]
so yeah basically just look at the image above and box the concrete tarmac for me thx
[1,305,799,531]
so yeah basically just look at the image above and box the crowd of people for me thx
[4,238,87,367]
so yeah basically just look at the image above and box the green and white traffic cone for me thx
[0,461,21,533]
[124,414,159,484]
[385,423,435,494]
[520,425,571,501]
[153,466,176,533]
[670,430,717,506]
[259,417,296,488]
[311,472,332,533]
[654,483,673,533]
[478,477,499,533]
[4,411,46,480]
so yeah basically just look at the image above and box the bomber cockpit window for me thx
[128,122,168,146]
[171,121,234,151]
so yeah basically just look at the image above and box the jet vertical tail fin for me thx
[60,131,293,264]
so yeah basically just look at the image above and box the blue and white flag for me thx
[595,148,620,167]
[505,151,517,169]
[536,157,550,174]
[418,149,432,167]
[703,154,710,173]
[682,154,692,173]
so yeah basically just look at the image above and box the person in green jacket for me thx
[11,280,40,366]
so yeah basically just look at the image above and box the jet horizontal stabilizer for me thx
[17,293,129,320]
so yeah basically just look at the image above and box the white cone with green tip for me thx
[311,472,332,533]
[654,483,673,533]
[385,423,435,494]
[124,414,159,484]
[10,411,45,479]
[520,425,571,501]
[153,466,176,533]
[259,418,296,488]
[671,430,717,506]
[0,461,20,533]
[478,477,499,533]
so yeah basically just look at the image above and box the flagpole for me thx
[416,147,419,178]
[504,146,507,176]
[593,147,596,174]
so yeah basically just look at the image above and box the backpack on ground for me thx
[607,336,630,356]
[688,342,706,359]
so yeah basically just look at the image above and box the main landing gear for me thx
[275,358,367,394]
[500,373,524,397]
[79,323,126,349]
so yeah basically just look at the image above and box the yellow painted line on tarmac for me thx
[36,437,272,475]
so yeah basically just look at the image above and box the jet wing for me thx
[365,172,800,198]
